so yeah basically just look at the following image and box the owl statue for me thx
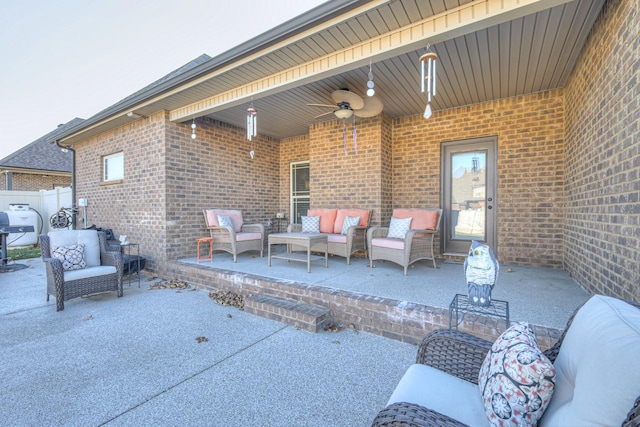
[464,240,499,307]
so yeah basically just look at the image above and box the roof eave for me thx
[53,0,369,145]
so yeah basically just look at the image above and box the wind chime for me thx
[419,47,438,119]
[246,103,257,159]
[366,61,375,97]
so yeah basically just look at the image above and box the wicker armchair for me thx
[202,209,264,262]
[40,230,123,311]
[368,208,442,275]
[371,298,640,427]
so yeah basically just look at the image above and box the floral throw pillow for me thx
[341,216,360,235]
[52,244,87,271]
[478,322,556,426]
[217,215,234,228]
[301,216,321,233]
[387,217,412,239]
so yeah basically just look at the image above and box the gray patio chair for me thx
[40,230,123,311]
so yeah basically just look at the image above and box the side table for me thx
[196,237,213,263]
[449,293,509,330]
[270,217,289,233]
[121,242,141,288]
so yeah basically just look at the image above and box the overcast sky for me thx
[0,0,326,157]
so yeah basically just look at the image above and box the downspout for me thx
[53,140,77,229]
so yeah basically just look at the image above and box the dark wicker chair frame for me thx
[40,231,124,311]
[367,208,442,275]
[371,300,640,427]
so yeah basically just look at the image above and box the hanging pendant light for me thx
[419,47,438,119]
[191,118,197,139]
[246,103,257,141]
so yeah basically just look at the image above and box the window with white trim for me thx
[103,152,124,182]
[290,161,310,224]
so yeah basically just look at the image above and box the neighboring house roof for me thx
[0,118,83,174]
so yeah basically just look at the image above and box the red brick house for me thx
[50,0,639,302]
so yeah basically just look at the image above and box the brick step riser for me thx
[167,261,561,349]
[244,295,332,333]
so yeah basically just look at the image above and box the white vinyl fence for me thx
[0,187,73,239]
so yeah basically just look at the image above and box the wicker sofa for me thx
[287,208,371,264]
[40,230,124,311]
[367,208,442,275]
[371,295,640,426]
[202,209,264,262]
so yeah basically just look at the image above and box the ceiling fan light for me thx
[423,103,432,119]
[334,109,353,120]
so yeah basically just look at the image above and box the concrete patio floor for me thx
[1,257,416,427]
[0,252,592,426]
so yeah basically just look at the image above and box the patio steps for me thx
[244,294,331,333]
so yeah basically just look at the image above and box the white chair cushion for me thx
[371,237,405,250]
[49,230,101,267]
[540,295,640,426]
[387,364,490,427]
[64,265,117,281]
[235,232,262,242]
[327,234,347,243]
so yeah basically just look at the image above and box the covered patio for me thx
[49,0,639,318]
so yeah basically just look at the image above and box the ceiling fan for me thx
[307,89,383,120]
[307,89,384,155]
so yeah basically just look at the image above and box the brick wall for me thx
[163,115,279,267]
[564,0,640,301]
[75,112,168,271]
[75,112,280,275]
[307,115,392,226]
[393,91,566,266]
[272,96,566,267]
[0,173,70,191]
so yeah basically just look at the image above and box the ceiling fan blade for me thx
[331,90,364,109]
[307,103,337,108]
[314,111,334,119]
[354,95,384,118]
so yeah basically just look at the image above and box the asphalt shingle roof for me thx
[0,118,84,173]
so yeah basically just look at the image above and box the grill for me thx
[0,212,35,268]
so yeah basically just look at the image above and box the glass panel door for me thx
[442,137,497,255]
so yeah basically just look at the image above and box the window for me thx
[103,152,124,182]
[290,161,310,224]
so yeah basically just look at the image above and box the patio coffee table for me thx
[268,232,328,273]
